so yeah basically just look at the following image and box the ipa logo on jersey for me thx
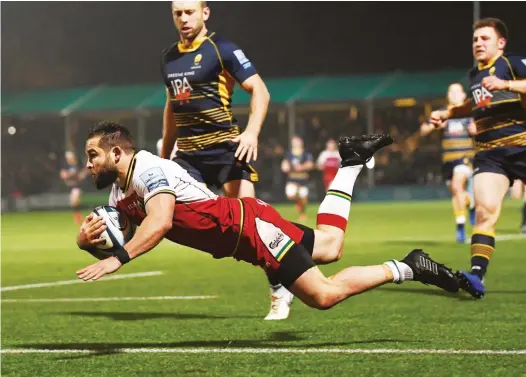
[472,86,493,108]
[170,77,193,104]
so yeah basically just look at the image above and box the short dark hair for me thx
[473,18,508,40]
[88,121,135,152]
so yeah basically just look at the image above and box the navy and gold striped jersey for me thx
[61,161,82,187]
[469,53,526,156]
[440,115,475,163]
[286,149,313,182]
[161,32,257,159]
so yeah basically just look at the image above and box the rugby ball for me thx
[91,206,134,259]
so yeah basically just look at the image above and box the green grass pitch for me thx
[2,200,525,376]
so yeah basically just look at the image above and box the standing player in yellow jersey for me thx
[421,83,477,243]
[159,1,296,320]
[430,18,526,299]
[510,180,526,233]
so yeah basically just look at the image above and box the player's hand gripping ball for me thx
[89,206,134,260]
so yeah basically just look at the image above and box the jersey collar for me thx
[477,54,501,70]
[122,152,137,192]
[178,31,216,53]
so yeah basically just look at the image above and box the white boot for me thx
[264,285,294,320]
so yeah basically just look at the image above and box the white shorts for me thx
[285,182,309,199]
[70,187,82,204]
[453,164,473,178]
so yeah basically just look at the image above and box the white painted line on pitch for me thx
[1,348,525,355]
[1,295,217,303]
[0,271,163,292]
[495,234,526,241]
[3,234,524,252]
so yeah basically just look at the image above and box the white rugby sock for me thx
[317,165,362,231]
[384,260,414,284]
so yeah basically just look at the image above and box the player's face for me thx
[291,137,303,149]
[472,27,506,63]
[172,1,210,41]
[326,140,337,151]
[447,84,466,105]
[85,137,118,190]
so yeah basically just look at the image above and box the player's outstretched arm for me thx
[467,119,477,136]
[59,169,68,180]
[76,193,175,281]
[420,121,437,136]
[233,74,270,163]
[507,79,526,94]
[299,158,314,172]
[316,152,325,171]
[482,76,526,94]
[447,99,472,119]
[160,89,178,159]
[429,100,471,127]
[281,159,291,174]
[122,193,175,260]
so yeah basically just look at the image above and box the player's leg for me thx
[466,173,476,226]
[450,166,470,243]
[508,156,526,234]
[70,187,82,225]
[276,243,459,310]
[457,171,509,299]
[283,180,307,221]
[223,179,255,198]
[509,179,523,200]
[310,164,361,263]
[284,182,305,220]
[310,135,393,263]
[223,166,294,321]
[510,180,526,233]
[297,184,309,222]
[522,184,526,234]
[267,181,296,320]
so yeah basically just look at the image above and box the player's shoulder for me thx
[134,150,188,178]
[468,65,478,77]
[161,41,181,61]
[502,52,526,67]
[134,150,169,170]
[208,32,240,52]
[503,52,526,60]
[208,32,232,46]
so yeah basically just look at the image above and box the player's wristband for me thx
[114,247,131,265]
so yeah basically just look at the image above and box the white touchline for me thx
[0,271,163,292]
[2,296,217,303]
[1,348,526,355]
